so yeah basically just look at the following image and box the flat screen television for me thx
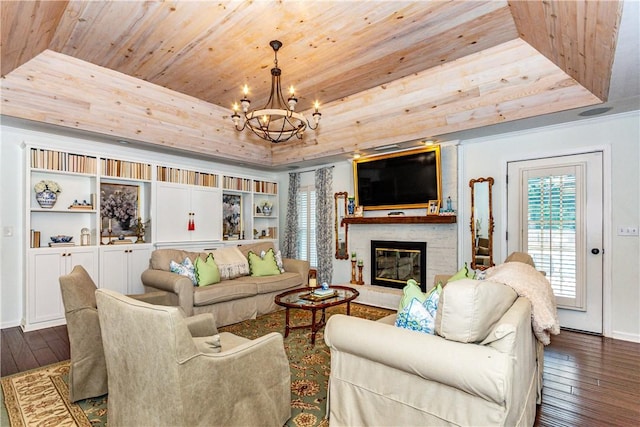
[353,146,441,210]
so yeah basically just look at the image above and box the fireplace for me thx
[371,240,427,292]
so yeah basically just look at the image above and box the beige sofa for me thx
[141,241,309,327]
[324,277,543,426]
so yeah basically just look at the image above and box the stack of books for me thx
[313,288,335,297]
[300,287,338,302]
[49,242,75,247]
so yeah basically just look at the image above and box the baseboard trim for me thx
[610,330,640,343]
[0,319,21,329]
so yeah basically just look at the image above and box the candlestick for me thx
[350,259,357,284]
[357,264,364,285]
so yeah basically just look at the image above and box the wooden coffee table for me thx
[275,285,359,345]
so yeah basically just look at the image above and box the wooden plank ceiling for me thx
[0,1,622,167]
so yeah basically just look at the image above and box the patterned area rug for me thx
[1,303,392,427]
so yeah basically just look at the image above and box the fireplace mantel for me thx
[342,215,456,226]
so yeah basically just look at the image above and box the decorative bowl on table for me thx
[50,235,73,243]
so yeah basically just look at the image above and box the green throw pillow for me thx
[195,253,221,286]
[398,279,427,311]
[449,262,475,282]
[248,248,281,277]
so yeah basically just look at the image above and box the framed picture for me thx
[100,183,139,236]
[427,199,440,216]
[223,194,242,239]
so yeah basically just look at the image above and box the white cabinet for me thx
[155,182,222,243]
[99,244,152,294]
[24,247,98,331]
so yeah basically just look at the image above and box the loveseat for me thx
[324,276,544,426]
[141,241,309,327]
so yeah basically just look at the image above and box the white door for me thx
[507,152,603,334]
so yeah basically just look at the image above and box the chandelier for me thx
[231,40,321,143]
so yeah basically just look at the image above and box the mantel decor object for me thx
[347,197,355,216]
[350,259,358,284]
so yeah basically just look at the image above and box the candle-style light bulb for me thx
[232,102,239,112]
[312,100,321,127]
[287,85,297,111]
[240,85,250,113]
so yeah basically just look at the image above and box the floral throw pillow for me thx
[395,283,442,334]
[170,257,197,286]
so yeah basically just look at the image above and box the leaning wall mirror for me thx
[334,192,349,259]
[469,177,495,270]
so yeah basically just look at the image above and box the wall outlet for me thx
[3,226,13,237]
[617,226,639,236]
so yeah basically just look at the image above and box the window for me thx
[297,186,317,267]
[525,167,582,308]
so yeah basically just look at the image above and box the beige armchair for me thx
[59,265,173,402]
[95,288,291,427]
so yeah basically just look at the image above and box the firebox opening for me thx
[371,240,427,292]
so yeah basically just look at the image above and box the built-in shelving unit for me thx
[252,179,278,240]
[24,144,279,332]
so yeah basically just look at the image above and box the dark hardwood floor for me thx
[2,325,639,425]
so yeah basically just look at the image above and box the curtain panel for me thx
[315,167,333,284]
[282,172,300,259]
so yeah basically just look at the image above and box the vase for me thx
[262,206,272,216]
[347,197,355,215]
[118,218,132,230]
[35,190,57,209]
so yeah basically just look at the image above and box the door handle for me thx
[591,248,600,255]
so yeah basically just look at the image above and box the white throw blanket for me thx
[485,262,560,345]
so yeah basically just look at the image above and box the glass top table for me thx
[274,285,359,345]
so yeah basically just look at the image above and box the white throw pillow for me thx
[435,278,517,343]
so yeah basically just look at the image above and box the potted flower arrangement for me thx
[34,180,62,209]
[260,200,273,216]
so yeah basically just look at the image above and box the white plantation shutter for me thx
[297,187,317,267]
[524,165,584,309]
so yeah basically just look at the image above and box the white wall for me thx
[0,120,277,328]
[459,111,640,341]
